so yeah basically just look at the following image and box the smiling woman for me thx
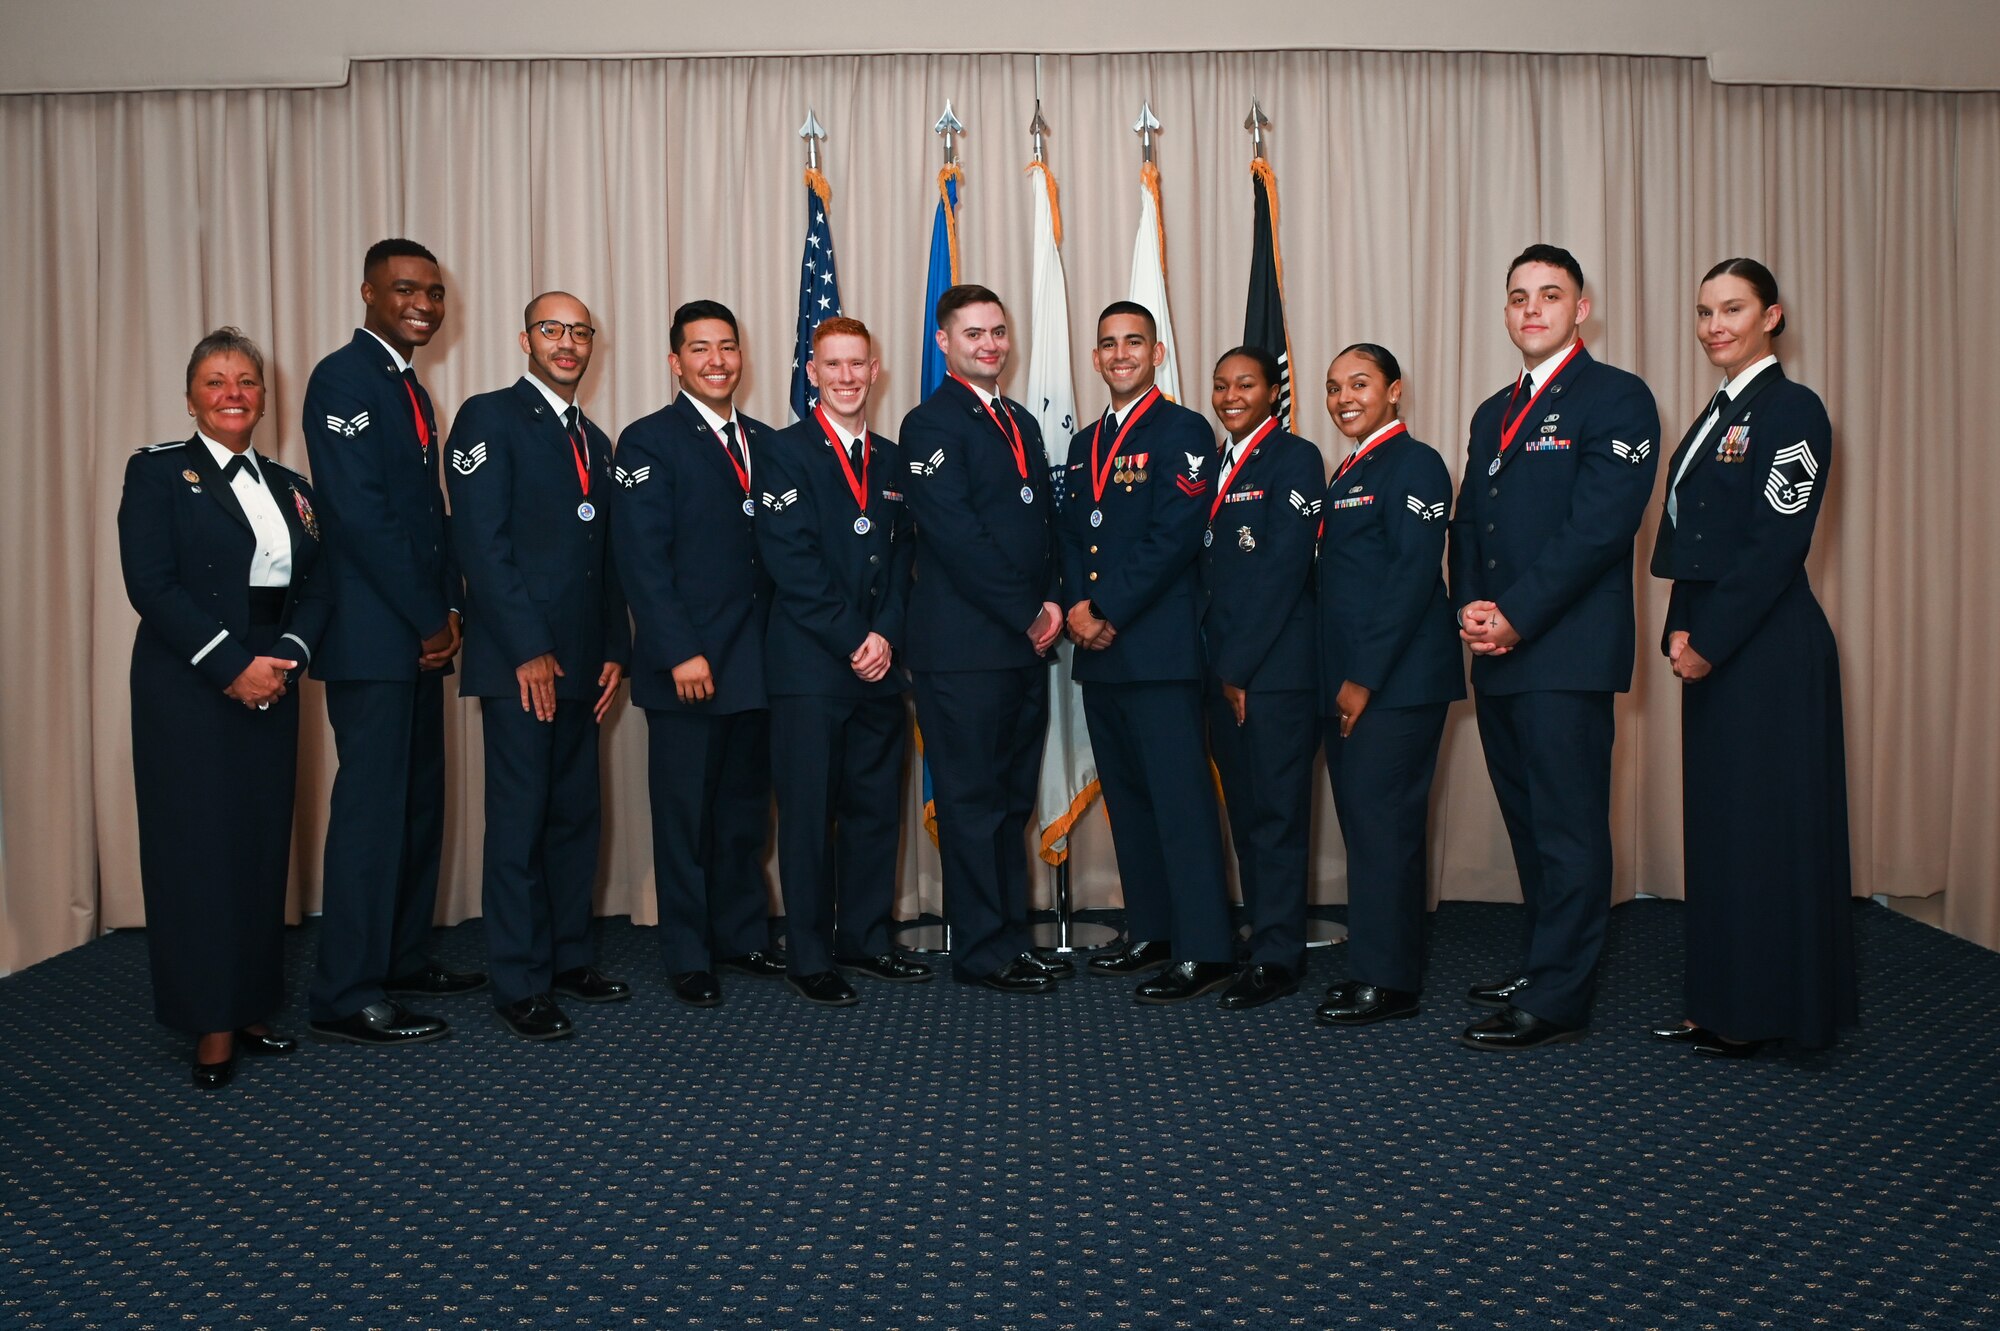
[116,328,331,1088]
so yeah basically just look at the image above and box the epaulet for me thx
[138,440,188,453]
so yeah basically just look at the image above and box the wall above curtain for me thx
[5,1,2000,95]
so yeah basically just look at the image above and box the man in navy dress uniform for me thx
[1448,244,1660,1050]
[754,316,932,1006]
[446,292,632,1040]
[899,284,1071,994]
[611,300,784,1007]
[1059,302,1235,1003]
[304,238,486,1047]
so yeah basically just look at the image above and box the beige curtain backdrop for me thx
[2,51,1996,974]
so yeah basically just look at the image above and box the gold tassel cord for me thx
[805,166,832,208]
[1141,159,1167,284]
[937,163,965,282]
[1024,158,1063,248]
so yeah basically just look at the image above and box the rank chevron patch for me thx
[1405,494,1446,522]
[760,488,800,512]
[1611,438,1654,464]
[1288,490,1322,516]
[909,449,945,477]
[449,442,487,475]
[612,464,651,488]
[325,411,371,437]
[1764,440,1819,514]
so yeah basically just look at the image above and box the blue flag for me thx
[919,169,961,398]
[788,174,843,422]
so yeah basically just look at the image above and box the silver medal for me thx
[1090,508,1103,528]
[577,501,595,522]
[1203,529,1214,548]
[1487,456,1501,477]
[1238,526,1256,552]
[742,497,756,516]
[1020,484,1034,504]
[853,514,872,535]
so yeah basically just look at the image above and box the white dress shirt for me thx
[524,373,585,462]
[688,394,748,485]
[200,433,292,587]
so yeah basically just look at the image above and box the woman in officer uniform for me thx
[118,328,327,1088]
[1197,347,1327,1010]
[1313,344,1464,1027]
[1649,259,1855,1056]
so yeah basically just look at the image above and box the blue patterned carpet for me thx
[2,899,1996,1329]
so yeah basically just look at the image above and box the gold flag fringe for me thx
[1025,159,1063,248]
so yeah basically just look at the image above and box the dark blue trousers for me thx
[479,698,602,1005]
[1324,701,1449,993]
[769,692,909,975]
[644,707,774,974]
[911,667,1047,978]
[1207,684,1318,970]
[1472,689,1615,1028]
[1083,680,1234,964]
[310,674,448,1021]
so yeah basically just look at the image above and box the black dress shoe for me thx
[309,1000,451,1046]
[1087,939,1172,976]
[671,971,723,1007]
[953,958,1056,994]
[1457,1005,1584,1051]
[1013,949,1075,980]
[1316,983,1420,1026]
[1217,964,1299,1011]
[384,964,489,997]
[553,966,632,1003]
[1650,1021,1717,1042]
[836,952,935,983]
[233,1028,298,1056]
[1691,1032,1770,1058]
[1465,975,1531,1008]
[716,951,787,978]
[789,970,861,1006]
[1135,960,1238,1005]
[497,994,574,1041]
[191,1050,236,1089]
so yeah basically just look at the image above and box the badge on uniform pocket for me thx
[1237,526,1256,551]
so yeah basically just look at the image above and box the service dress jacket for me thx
[1197,424,1325,694]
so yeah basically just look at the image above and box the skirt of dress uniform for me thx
[1679,576,1857,1048]
[129,616,297,1034]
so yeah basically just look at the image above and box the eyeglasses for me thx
[531,320,596,343]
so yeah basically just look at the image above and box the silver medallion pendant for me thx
[1020,484,1035,504]
[742,497,757,517]
[853,514,872,535]
[577,501,596,522]
[1089,508,1103,528]
[1487,456,1501,477]
[1203,528,1214,548]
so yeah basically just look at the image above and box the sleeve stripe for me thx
[278,632,311,665]
[190,629,229,666]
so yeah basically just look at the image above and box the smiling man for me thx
[303,238,485,1049]
[1058,302,1236,1004]
[753,317,930,1005]
[610,300,783,1008]
[898,284,1069,994]
[1447,243,1661,1051]
[445,292,631,1040]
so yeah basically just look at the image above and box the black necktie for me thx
[846,436,862,469]
[1501,376,1533,434]
[721,421,747,474]
[221,454,257,484]
[1705,388,1729,423]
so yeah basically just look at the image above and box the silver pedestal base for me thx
[894,921,951,956]
[1030,919,1121,953]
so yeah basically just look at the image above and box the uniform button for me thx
[1486,558,1497,570]
[1088,571,1099,581]
[1697,501,1706,510]
[1089,545,1099,554]
[1485,523,1495,533]
[869,588,879,597]
[585,570,594,579]
[1694,533,1703,542]
[869,554,880,565]
[1488,487,1499,498]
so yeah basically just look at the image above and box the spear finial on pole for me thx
[799,108,826,173]
[1133,99,1161,164]
[1245,98,1271,160]
[934,99,965,167]
[1029,100,1049,164]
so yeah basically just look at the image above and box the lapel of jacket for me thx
[1670,363,1786,491]
[1491,346,1591,480]
[673,392,746,492]
[186,435,254,534]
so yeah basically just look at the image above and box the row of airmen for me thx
[123,238,1852,1088]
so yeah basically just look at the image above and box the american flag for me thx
[788,174,844,421]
